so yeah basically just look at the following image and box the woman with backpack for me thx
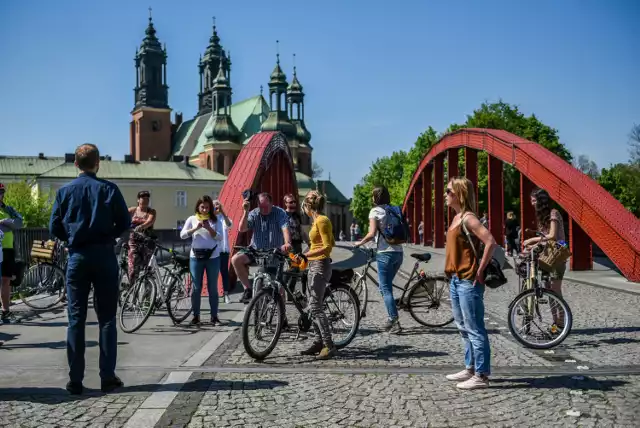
[353,185,404,334]
[444,177,497,390]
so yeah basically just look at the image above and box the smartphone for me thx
[241,189,255,201]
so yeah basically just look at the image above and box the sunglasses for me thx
[445,188,453,195]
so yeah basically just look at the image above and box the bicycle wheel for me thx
[324,283,361,348]
[20,262,67,310]
[119,275,157,333]
[507,288,573,349]
[242,286,285,360]
[351,273,368,318]
[407,277,454,327]
[166,270,193,324]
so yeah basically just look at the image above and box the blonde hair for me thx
[507,211,516,220]
[449,176,477,215]
[303,190,325,214]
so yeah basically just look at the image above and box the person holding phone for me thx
[212,199,233,304]
[180,195,223,326]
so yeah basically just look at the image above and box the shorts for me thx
[236,248,257,265]
[1,249,17,279]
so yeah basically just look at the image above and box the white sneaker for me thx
[224,294,231,304]
[456,374,489,390]
[446,369,474,381]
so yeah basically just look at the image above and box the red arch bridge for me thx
[401,128,640,283]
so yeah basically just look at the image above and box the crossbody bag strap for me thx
[460,212,479,260]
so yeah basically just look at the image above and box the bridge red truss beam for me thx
[402,128,640,282]
[202,132,299,295]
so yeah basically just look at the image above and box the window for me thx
[175,190,187,208]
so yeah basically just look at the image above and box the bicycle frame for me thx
[356,248,425,300]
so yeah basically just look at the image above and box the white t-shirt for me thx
[369,207,403,253]
[180,215,223,259]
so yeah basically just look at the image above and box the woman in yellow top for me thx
[298,190,336,360]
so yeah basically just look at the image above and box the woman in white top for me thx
[353,185,404,334]
[212,200,232,304]
[180,195,223,326]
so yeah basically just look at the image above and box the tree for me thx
[574,154,600,180]
[312,161,324,179]
[3,180,53,228]
[447,100,573,215]
[349,127,439,231]
[598,163,640,217]
[629,123,640,165]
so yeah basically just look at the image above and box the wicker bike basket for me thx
[538,241,571,273]
[30,239,57,262]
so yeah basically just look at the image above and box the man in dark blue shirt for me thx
[50,143,130,395]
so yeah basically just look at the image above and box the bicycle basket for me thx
[538,241,571,273]
[30,239,56,262]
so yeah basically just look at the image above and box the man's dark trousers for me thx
[66,245,119,384]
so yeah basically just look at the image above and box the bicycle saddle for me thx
[410,253,432,262]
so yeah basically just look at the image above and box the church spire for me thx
[287,53,311,145]
[133,8,169,110]
[204,59,240,142]
[261,41,296,139]
[198,17,230,116]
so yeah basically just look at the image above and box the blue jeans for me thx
[190,257,220,317]
[66,247,119,383]
[376,251,403,320]
[219,252,230,294]
[449,275,491,376]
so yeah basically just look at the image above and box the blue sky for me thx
[0,0,638,197]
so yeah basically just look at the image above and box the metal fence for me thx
[13,228,191,265]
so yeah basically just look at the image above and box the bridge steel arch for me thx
[204,131,299,294]
[402,128,640,282]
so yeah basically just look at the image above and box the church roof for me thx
[316,180,350,205]
[172,95,269,157]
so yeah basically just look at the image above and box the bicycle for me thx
[15,239,68,310]
[507,230,573,349]
[351,246,454,327]
[238,246,361,360]
[118,233,193,333]
[17,237,131,311]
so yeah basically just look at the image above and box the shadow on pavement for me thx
[0,340,98,350]
[491,375,629,391]
[0,379,289,404]
[339,344,449,360]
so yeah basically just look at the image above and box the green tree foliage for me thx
[596,124,640,217]
[350,127,439,231]
[598,163,640,217]
[3,180,53,227]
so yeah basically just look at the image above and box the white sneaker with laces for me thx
[456,374,489,390]
[445,369,474,381]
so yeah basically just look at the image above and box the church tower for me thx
[260,43,296,140]
[286,55,312,176]
[129,10,172,161]
[198,19,230,116]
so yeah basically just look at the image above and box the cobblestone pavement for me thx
[0,391,149,427]
[183,372,640,428]
[2,245,640,427]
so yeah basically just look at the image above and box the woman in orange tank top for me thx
[444,177,497,390]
